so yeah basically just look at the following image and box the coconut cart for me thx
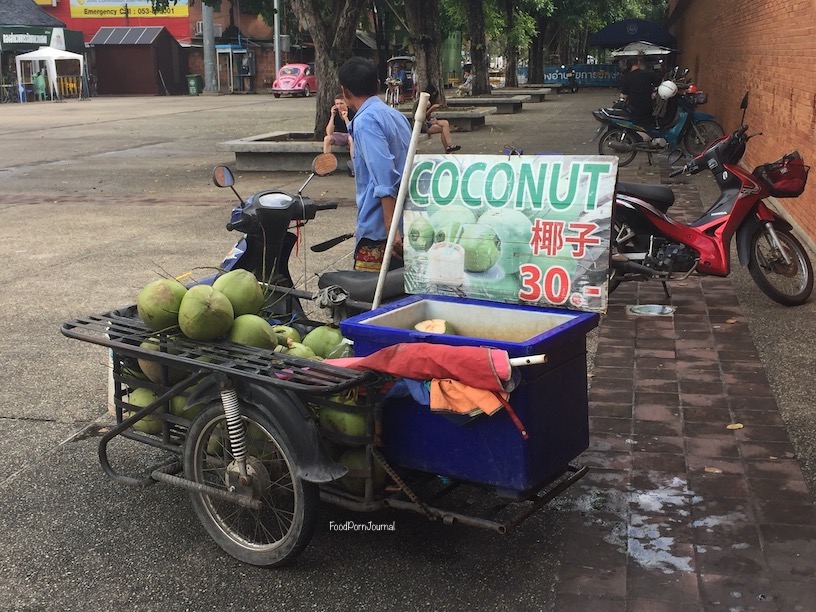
[60,293,598,567]
[60,96,614,568]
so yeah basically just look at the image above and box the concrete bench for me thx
[216,131,350,172]
[401,106,496,132]
[493,87,551,102]
[446,94,531,114]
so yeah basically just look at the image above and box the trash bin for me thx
[186,74,203,96]
[340,294,600,494]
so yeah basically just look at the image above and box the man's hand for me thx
[391,232,404,260]
[381,195,404,260]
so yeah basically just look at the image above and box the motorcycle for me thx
[611,91,813,306]
[212,153,407,323]
[593,70,724,167]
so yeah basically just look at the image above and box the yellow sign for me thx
[69,0,189,18]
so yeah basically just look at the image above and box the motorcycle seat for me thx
[318,268,406,303]
[617,182,675,213]
[603,108,631,120]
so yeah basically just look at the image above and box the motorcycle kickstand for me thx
[646,151,654,166]
[662,281,671,299]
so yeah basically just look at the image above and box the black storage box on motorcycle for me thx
[754,151,810,198]
[340,295,599,496]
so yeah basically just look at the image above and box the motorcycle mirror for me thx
[212,165,244,204]
[298,154,338,195]
[740,90,750,126]
[212,165,235,188]
[312,153,338,177]
[667,148,685,165]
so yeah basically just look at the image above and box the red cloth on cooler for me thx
[325,342,512,391]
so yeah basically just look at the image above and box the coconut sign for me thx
[403,155,617,313]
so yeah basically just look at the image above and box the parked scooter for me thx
[212,153,407,323]
[593,68,723,166]
[611,92,813,306]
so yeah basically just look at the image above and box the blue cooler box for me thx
[340,295,599,495]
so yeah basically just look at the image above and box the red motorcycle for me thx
[611,92,813,306]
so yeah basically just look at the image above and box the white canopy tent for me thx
[15,46,84,101]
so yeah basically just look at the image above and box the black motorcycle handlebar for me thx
[313,202,339,211]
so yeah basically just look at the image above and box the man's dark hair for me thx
[626,57,640,70]
[339,57,379,97]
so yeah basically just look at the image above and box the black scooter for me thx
[211,153,407,323]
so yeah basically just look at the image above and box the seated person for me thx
[393,63,407,85]
[323,94,355,174]
[619,57,660,124]
[415,85,461,154]
[457,70,473,96]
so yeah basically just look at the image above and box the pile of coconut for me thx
[135,269,350,359]
[121,270,352,436]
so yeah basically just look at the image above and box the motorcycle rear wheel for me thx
[683,120,724,157]
[598,128,638,167]
[184,402,319,567]
[748,224,814,306]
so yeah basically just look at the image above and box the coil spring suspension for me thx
[219,385,248,476]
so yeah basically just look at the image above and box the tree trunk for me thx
[290,0,367,139]
[530,32,543,84]
[529,13,551,85]
[467,0,490,96]
[371,2,391,86]
[503,0,517,88]
[404,0,445,103]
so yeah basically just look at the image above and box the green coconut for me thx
[407,215,435,251]
[429,206,478,243]
[458,223,501,272]
[302,325,345,358]
[120,364,147,381]
[319,406,366,439]
[227,314,278,350]
[477,208,534,274]
[207,423,225,455]
[178,285,234,341]
[127,387,163,435]
[137,338,186,384]
[338,448,387,495]
[286,342,316,359]
[325,340,353,359]
[169,395,205,421]
[136,278,188,331]
[212,269,265,316]
[272,325,301,345]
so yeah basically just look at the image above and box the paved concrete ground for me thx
[0,89,814,611]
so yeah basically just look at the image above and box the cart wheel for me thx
[183,402,319,567]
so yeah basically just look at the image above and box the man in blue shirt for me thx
[339,57,411,272]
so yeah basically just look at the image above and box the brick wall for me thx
[669,0,816,246]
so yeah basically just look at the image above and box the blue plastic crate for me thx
[340,295,599,494]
